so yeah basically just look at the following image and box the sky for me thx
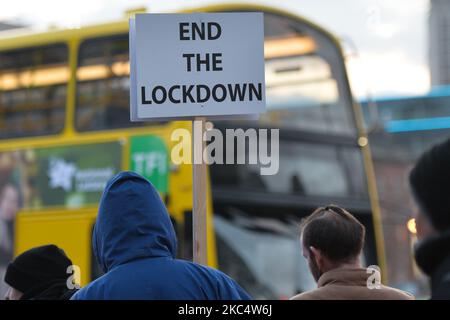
[0,0,430,99]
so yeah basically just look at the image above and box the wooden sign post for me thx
[129,13,265,265]
[192,117,207,264]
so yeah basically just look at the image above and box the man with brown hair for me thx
[291,205,414,300]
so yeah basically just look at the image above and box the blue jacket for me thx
[71,171,251,300]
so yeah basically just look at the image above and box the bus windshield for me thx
[259,12,356,136]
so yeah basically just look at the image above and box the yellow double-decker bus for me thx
[0,3,385,299]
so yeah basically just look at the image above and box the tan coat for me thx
[291,268,414,300]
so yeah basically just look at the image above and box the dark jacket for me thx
[415,230,450,300]
[71,172,251,300]
[21,280,77,300]
[290,268,414,300]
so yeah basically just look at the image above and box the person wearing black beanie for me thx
[3,244,78,300]
[410,138,450,300]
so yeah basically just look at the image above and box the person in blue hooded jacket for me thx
[71,171,251,300]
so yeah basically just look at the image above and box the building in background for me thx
[429,0,450,86]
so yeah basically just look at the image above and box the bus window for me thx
[260,12,356,136]
[264,55,346,134]
[0,44,68,138]
[76,35,145,131]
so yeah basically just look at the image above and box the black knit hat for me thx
[410,138,450,232]
[4,244,73,295]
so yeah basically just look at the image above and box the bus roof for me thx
[0,3,343,52]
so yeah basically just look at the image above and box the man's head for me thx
[409,138,450,240]
[4,244,73,300]
[300,205,366,282]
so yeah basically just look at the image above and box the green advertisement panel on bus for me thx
[0,142,122,210]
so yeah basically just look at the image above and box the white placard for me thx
[129,12,265,121]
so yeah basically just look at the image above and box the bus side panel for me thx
[15,210,97,286]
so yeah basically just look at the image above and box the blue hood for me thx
[93,171,177,272]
